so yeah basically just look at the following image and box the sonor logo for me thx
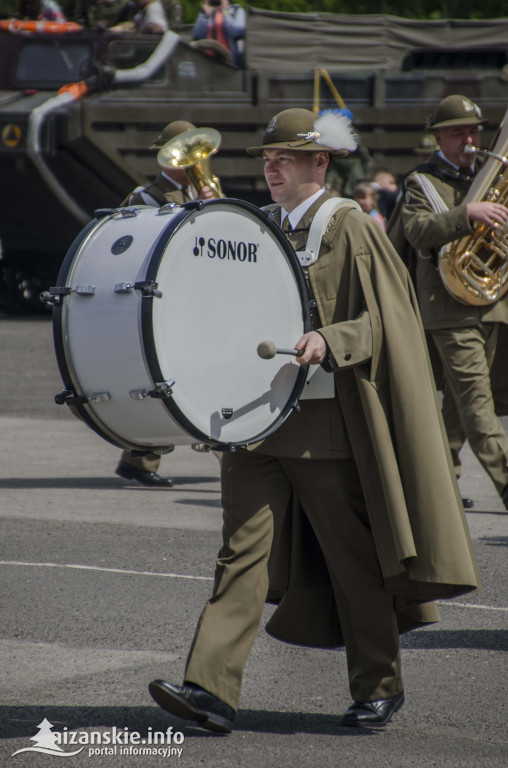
[193,237,258,262]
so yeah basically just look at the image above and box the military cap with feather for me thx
[247,108,357,157]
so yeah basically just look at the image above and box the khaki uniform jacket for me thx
[402,152,508,329]
[122,172,195,207]
[260,192,479,647]
[397,153,508,415]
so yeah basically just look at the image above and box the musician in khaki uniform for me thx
[401,95,508,511]
[116,120,213,487]
[148,108,479,733]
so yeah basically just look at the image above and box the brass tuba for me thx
[438,111,508,306]
[157,126,224,199]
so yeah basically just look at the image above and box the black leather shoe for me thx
[462,497,474,509]
[148,680,235,734]
[340,691,404,728]
[115,462,174,487]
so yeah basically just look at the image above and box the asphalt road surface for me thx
[0,314,507,768]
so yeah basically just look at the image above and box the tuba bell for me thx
[439,109,508,306]
[157,127,224,199]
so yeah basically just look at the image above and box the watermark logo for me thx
[11,718,185,759]
[12,719,83,758]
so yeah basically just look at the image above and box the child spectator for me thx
[353,181,386,230]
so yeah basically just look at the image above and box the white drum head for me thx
[144,199,309,446]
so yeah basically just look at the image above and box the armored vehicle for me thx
[1,8,508,311]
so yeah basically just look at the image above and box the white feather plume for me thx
[314,112,358,152]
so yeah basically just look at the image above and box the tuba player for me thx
[398,95,508,512]
[115,120,215,487]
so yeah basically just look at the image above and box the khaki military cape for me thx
[264,197,480,648]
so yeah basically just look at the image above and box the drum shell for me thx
[53,200,311,451]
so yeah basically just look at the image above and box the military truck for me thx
[1,8,508,311]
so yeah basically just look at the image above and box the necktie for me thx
[282,217,292,233]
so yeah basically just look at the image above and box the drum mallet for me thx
[257,340,303,359]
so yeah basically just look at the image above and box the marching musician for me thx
[148,108,479,732]
[395,95,508,512]
[115,120,215,488]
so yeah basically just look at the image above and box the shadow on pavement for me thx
[0,477,218,490]
[401,629,508,651]
[481,536,508,546]
[0,705,376,739]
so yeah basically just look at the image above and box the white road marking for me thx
[1,561,507,612]
[0,560,213,581]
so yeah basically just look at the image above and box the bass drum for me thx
[53,199,311,452]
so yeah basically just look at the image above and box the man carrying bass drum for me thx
[147,108,479,733]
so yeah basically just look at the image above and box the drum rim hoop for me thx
[142,198,311,447]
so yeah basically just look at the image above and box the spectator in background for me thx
[19,0,67,20]
[110,0,168,32]
[40,0,66,19]
[61,0,127,28]
[192,0,246,67]
[353,181,386,230]
[161,0,181,29]
[323,108,375,198]
[372,167,399,223]
[132,0,166,32]
[326,146,375,199]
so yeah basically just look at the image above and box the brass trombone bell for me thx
[157,127,224,198]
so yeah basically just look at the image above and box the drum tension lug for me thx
[158,202,180,214]
[182,200,205,211]
[40,290,60,306]
[54,388,88,406]
[118,208,139,218]
[134,281,163,298]
[149,379,175,399]
[88,391,112,404]
[94,208,117,218]
[292,402,302,413]
[42,285,95,304]
[115,283,133,294]
[41,285,72,305]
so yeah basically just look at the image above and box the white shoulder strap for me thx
[412,172,449,214]
[127,187,160,207]
[296,197,361,266]
[411,172,450,260]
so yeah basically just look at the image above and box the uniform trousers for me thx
[433,323,508,495]
[184,449,402,710]
[120,449,164,473]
